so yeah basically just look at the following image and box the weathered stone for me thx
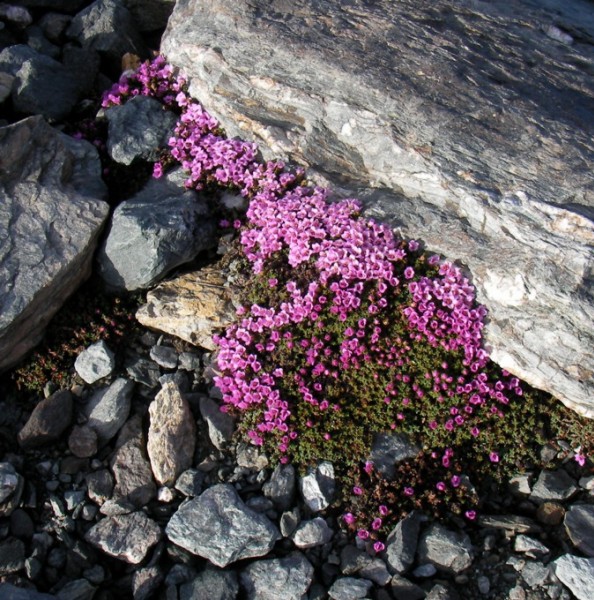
[61,44,100,99]
[520,560,549,587]
[24,26,61,59]
[241,553,314,600]
[105,95,177,165]
[328,577,373,600]
[425,583,461,600]
[299,461,335,512]
[369,432,420,479]
[417,523,474,574]
[564,504,594,557]
[536,501,565,526]
[17,390,73,449]
[0,116,108,372]
[166,483,280,567]
[385,511,424,574]
[125,356,161,388]
[136,266,237,351]
[0,4,32,27]
[477,514,540,534]
[110,416,156,507]
[262,463,296,511]
[280,507,300,538]
[147,381,196,486]
[86,469,114,506]
[66,0,147,64]
[162,0,594,416]
[360,559,392,586]
[122,0,175,32]
[75,340,116,384]
[149,345,178,369]
[553,554,594,600]
[133,566,164,600]
[84,378,133,443]
[68,425,98,459]
[198,396,235,451]
[97,171,216,292]
[179,568,239,600]
[85,511,162,564]
[530,469,578,504]
[174,469,204,498]
[235,442,269,470]
[291,517,333,549]
[513,534,550,557]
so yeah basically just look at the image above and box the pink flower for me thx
[373,541,385,553]
[465,510,477,520]
[379,505,389,516]
[357,529,370,540]
[404,487,414,496]
[436,481,446,492]
[575,451,586,467]
[343,513,355,525]
[451,475,461,488]
[489,451,500,463]
[352,486,363,496]
[371,518,382,530]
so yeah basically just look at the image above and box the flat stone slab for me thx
[162,0,594,415]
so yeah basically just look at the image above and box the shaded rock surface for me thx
[17,390,73,449]
[0,116,108,372]
[83,377,133,443]
[162,0,594,416]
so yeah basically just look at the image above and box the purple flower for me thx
[489,451,500,463]
[371,518,382,530]
[343,513,355,525]
[352,486,363,496]
[357,529,370,540]
[373,541,386,553]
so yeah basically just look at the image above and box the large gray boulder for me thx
[0,116,108,372]
[96,169,217,292]
[162,0,594,416]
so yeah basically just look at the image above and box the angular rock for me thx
[425,584,461,600]
[136,265,237,351]
[530,469,578,504]
[17,390,73,449]
[25,26,61,59]
[328,577,373,600]
[564,504,594,557]
[174,469,204,498]
[123,0,175,32]
[147,381,196,486]
[84,378,133,443]
[0,116,108,371]
[38,12,73,43]
[291,517,333,549]
[369,432,420,479]
[340,545,373,576]
[86,469,114,506]
[179,568,239,600]
[75,340,116,384]
[106,95,177,165]
[166,483,280,567]
[110,416,156,507]
[133,566,164,600]
[125,356,161,388]
[477,514,540,534]
[66,0,147,64]
[240,553,313,600]
[85,511,162,564]
[97,171,216,292]
[0,463,20,504]
[68,425,98,459]
[553,554,594,600]
[149,345,178,369]
[55,579,96,600]
[417,523,474,574]
[0,45,38,75]
[390,575,425,600]
[262,463,296,511]
[520,560,549,587]
[299,461,335,512]
[199,396,236,451]
[513,534,549,557]
[162,0,594,416]
[280,508,300,538]
[360,559,392,586]
[385,511,424,574]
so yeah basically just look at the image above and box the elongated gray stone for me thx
[162,0,594,416]
[564,504,594,557]
[385,511,424,574]
[0,116,108,372]
[84,378,133,443]
[166,484,280,567]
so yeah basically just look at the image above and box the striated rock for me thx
[179,568,239,600]
[74,340,115,384]
[299,461,335,512]
[564,504,594,557]
[166,483,280,567]
[84,378,133,443]
[147,381,196,486]
[553,554,594,600]
[85,511,162,564]
[162,0,594,416]
[240,553,314,600]
[105,95,177,166]
[136,265,237,351]
[0,116,108,372]
[17,390,73,449]
[417,523,474,574]
[97,170,217,292]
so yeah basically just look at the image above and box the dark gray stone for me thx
[520,560,549,587]
[85,511,162,564]
[299,461,335,512]
[369,432,420,479]
[17,390,73,449]
[179,568,239,600]
[96,170,217,292]
[385,511,424,574]
[0,45,38,76]
[390,575,426,600]
[240,553,313,600]
[166,483,280,567]
[123,0,176,32]
[68,425,98,459]
[84,378,133,443]
[61,45,100,99]
[564,504,594,557]
[86,469,114,506]
[328,577,373,600]
[199,396,236,451]
[149,345,178,369]
[0,538,25,575]
[0,4,33,27]
[0,583,55,599]
[279,507,300,538]
[360,559,391,586]
[66,0,147,64]
[340,545,373,576]
[125,356,161,388]
[425,584,460,600]
[0,463,20,504]
[162,0,594,417]
[262,463,296,511]
[553,554,594,600]
[25,26,60,59]
[530,469,578,504]
[174,469,205,497]
[75,340,115,384]
[105,95,177,166]
[132,566,164,600]
[291,517,333,549]
[55,579,96,600]
[417,523,474,574]
[38,12,73,43]
[17,0,88,11]
[0,116,108,372]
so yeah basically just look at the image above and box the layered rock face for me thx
[162,0,594,416]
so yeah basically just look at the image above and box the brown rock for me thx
[17,390,73,449]
[136,266,237,351]
[68,425,98,458]
[537,501,565,526]
[147,381,196,486]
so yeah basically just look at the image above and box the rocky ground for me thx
[0,1,594,599]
